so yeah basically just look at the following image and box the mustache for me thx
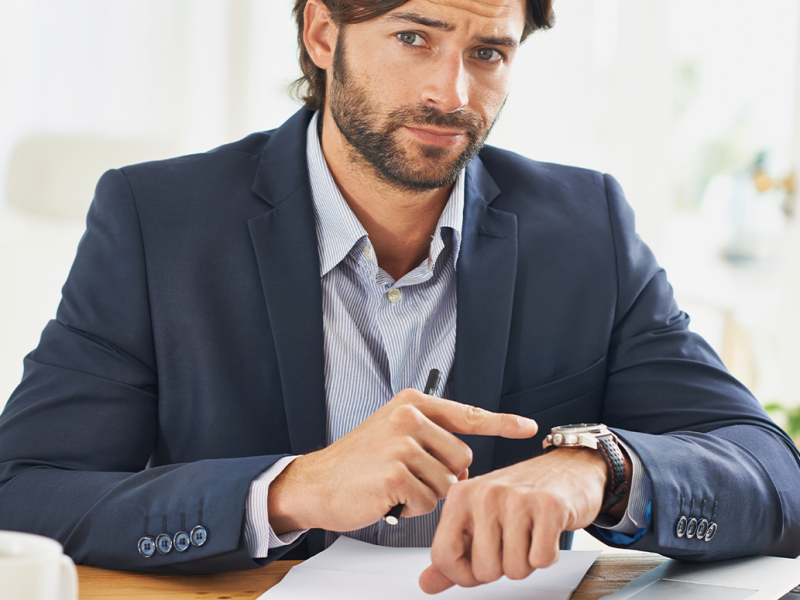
[385,105,484,137]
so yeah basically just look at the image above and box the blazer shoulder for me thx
[477,145,607,196]
[476,145,616,230]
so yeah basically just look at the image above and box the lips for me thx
[404,126,465,147]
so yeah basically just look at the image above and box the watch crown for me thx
[545,434,553,444]
[553,433,564,445]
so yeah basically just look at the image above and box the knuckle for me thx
[505,487,532,514]
[431,537,461,565]
[390,404,424,429]
[392,389,424,409]
[462,405,486,430]
[457,441,473,470]
[473,563,502,584]
[529,545,559,569]
[504,560,533,581]
[397,435,420,457]
[383,464,408,489]
[394,389,414,404]
[473,482,498,511]
[446,479,470,503]
[534,490,563,514]
[421,495,439,514]
[407,490,438,517]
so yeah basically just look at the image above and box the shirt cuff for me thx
[244,455,308,558]
[592,438,651,538]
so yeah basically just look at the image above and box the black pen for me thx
[384,368,442,526]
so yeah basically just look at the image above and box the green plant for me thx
[764,403,800,444]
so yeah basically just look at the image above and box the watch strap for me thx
[596,432,628,512]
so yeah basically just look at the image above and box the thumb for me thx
[419,565,456,595]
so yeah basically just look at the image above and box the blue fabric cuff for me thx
[595,501,651,545]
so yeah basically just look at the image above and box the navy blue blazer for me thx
[1,109,798,573]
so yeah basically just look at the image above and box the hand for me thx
[419,448,625,594]
[267,389,538,535]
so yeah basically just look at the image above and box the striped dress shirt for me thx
[244,111,651,558]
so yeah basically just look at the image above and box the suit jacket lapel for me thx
[247,109,328,457]
[246,110,519,484]
[454,157,518,476]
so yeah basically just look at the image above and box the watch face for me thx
[553,423,603,433]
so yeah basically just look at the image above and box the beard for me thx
[328,30,501,192]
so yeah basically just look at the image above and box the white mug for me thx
[0,531,77,600]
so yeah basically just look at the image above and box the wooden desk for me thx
[77,553,667,599]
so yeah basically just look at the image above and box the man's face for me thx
[326,0,527,192]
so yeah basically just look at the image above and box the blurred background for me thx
[1,0,799,548]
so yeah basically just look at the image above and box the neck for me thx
[319,107,453,281]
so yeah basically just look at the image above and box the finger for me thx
[529,510,563,570]
[458,467,469,481]
[430,499,482,588]
[419,565,456,595]
[416,397,538,439]
[397,469,442,518]
[404,446,460,499]
[470,511,503,583]
[414,419,474,477]
[384,404,474,477]
[502,513,535,580]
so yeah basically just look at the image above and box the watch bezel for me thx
[551,423,606,435]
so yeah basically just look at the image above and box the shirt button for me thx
[387,289,402,303]
[364,247,373,262]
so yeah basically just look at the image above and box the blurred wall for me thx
[1,0,799,411]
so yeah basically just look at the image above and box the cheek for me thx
[471,75,510,119]
[355,55,419,106]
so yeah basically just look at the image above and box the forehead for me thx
[376,0,527,38]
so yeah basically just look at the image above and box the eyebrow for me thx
[385,12,519,48]
[386,12,454,31]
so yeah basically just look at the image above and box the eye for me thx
[397,31,425,46]
[475,48,503,62]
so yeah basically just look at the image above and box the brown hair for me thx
[291,0,555,111]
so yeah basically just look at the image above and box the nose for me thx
[421,51,469,113]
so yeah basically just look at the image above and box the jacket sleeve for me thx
[588,173,800,559]
[0,169,303,573]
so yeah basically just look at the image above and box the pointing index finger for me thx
[417,397,538,439]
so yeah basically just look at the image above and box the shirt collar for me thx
[306,111,464,277]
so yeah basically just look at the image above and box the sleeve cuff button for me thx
[704,521,717,542]
[156,533,173,554]
[138,536,155,558]
[675,515,687,538]
[191,525,208,547]
[173,531,191,552]
[686,517,698,539]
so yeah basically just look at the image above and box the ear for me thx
[304,0,337,70]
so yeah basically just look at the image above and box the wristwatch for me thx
[543,423,628,513]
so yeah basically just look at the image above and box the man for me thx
[0,0,798,593]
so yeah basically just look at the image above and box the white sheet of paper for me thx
[258,536,600,600]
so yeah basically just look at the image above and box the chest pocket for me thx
[499,355,607,418]
[493,356,607,469]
